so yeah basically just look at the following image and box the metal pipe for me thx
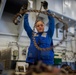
[0,33,18,37]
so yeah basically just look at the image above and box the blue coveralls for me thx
[24,10,55,65]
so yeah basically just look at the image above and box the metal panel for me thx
[4,0,28,14]
[0,0,6,19]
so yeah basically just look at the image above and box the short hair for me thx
[35,20,44,25]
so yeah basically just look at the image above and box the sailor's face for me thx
[35,21,44,32]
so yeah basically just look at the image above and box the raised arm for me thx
[24,14,33,38]
[47,10,55,38]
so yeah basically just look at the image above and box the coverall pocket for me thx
[27,46,37,59]
[41,50,54,60]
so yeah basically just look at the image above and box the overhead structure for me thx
[0,0,6,19]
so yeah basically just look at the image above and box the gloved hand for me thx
[42,1,48,10]
[13,12,24,25]
[20,4,28,11]
[13,4,28,25]
[20,4,28,16]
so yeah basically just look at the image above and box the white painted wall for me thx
[63,0,76,20]
[36,0,76,20]
[0,12,18,35]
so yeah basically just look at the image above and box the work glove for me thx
[42,1,48,10]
